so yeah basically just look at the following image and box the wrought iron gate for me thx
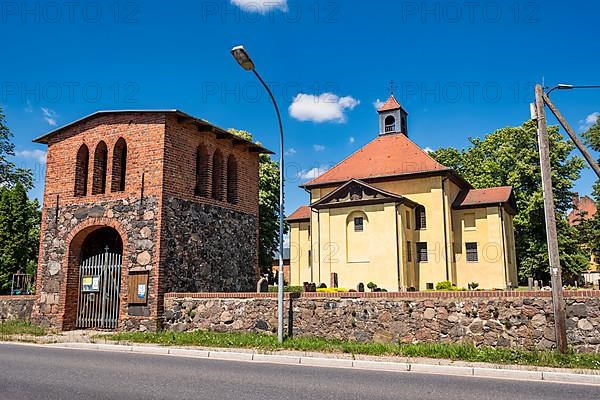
[76,250,122,329]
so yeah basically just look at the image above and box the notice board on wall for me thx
[128,273,149,305]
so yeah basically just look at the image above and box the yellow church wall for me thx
[289,221,312,285]
[374,177,454,289]
[452,206,514,289]
[313,203,401,291]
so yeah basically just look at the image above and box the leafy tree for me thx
[228,129,284,275]
[430,120,588,282]
[0,109,33,190]
[579,114,600,262]
[0,183,41,293]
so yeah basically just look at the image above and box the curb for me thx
[6,341,600,386]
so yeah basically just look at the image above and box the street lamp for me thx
[231,45,286,343]
[546,83,600,95]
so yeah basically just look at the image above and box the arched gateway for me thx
[74,227,123,329]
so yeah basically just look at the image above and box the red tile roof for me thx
[287,205,311,222]
[377,95,404,112]
[453,186,515,212]
[302,133,450,187]
[568,195,597,225]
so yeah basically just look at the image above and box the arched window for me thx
[211,149,224,201]
[111,138,127,192]
[195,144,209,197]
[415,205,427,230]
[384,115,396,133]
[227,154,238,204]
[92,141,108,195]
[74,144,89,197]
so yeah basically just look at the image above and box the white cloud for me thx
[349,136,355,144]
[16,149,47,164]
[231,0,288,13]
[373,99,385,109]
[289,93,360,123]
[423,147,434,153]
[284,147,297,156]
[41,107,58,126]
[579,112,600,132]
[297,165,329,180]
[313,144,325,152]
[25,100,33,113]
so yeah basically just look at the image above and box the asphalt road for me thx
[0,343,598,400]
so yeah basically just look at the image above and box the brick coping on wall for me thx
[0,295,36,300]
[165,290,600,299]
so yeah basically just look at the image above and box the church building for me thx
[287,95,518,291]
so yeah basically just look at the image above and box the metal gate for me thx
[76,250,122,329]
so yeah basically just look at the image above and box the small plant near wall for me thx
[366,282,387,292]
[435,281,453,291]
[435,281,466,291]
[468,282,479,290]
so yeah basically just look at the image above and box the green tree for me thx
[579,113,600,262]
[0,109,33,190]
[0,183,41,293]
[430,120,588,282]
[228,129,283,275]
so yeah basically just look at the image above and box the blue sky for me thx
[1,0,599,215]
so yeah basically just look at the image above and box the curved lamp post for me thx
[231,45,286,343]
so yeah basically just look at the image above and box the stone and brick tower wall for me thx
[31,111,266,332]
[161,115,260,293]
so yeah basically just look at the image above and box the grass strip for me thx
[104,330,600,370]
[0,320,47,336]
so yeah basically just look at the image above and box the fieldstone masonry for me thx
[164,293,600,352]
[0,296,35,323]
[163,197,258,293]
[33,197,159,330]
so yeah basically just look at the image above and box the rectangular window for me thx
[466,242,478,262]
[354,217,364,232]
[416,206,427,230]
[406,241,412,262]
[464,213,476,230]
[416,242,428,263]
[405,211,411,229]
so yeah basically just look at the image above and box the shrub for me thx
[435,281,453,291]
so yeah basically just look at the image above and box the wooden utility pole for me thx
[534,84,568,353]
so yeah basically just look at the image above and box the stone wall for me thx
[33,197,159,331]
[163,292,600,352]
[0,296,35,322]
[162,197,258,293]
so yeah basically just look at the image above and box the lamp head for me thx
[557,83,574,90]
[231,46,255,71]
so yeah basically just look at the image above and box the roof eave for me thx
[300,168,458,189]
[32,110,274,154]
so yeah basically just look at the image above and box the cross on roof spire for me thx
[389,80,395,96]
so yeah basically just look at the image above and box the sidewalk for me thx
[2,331,599,386]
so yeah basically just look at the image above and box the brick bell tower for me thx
[31,110,271,332]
